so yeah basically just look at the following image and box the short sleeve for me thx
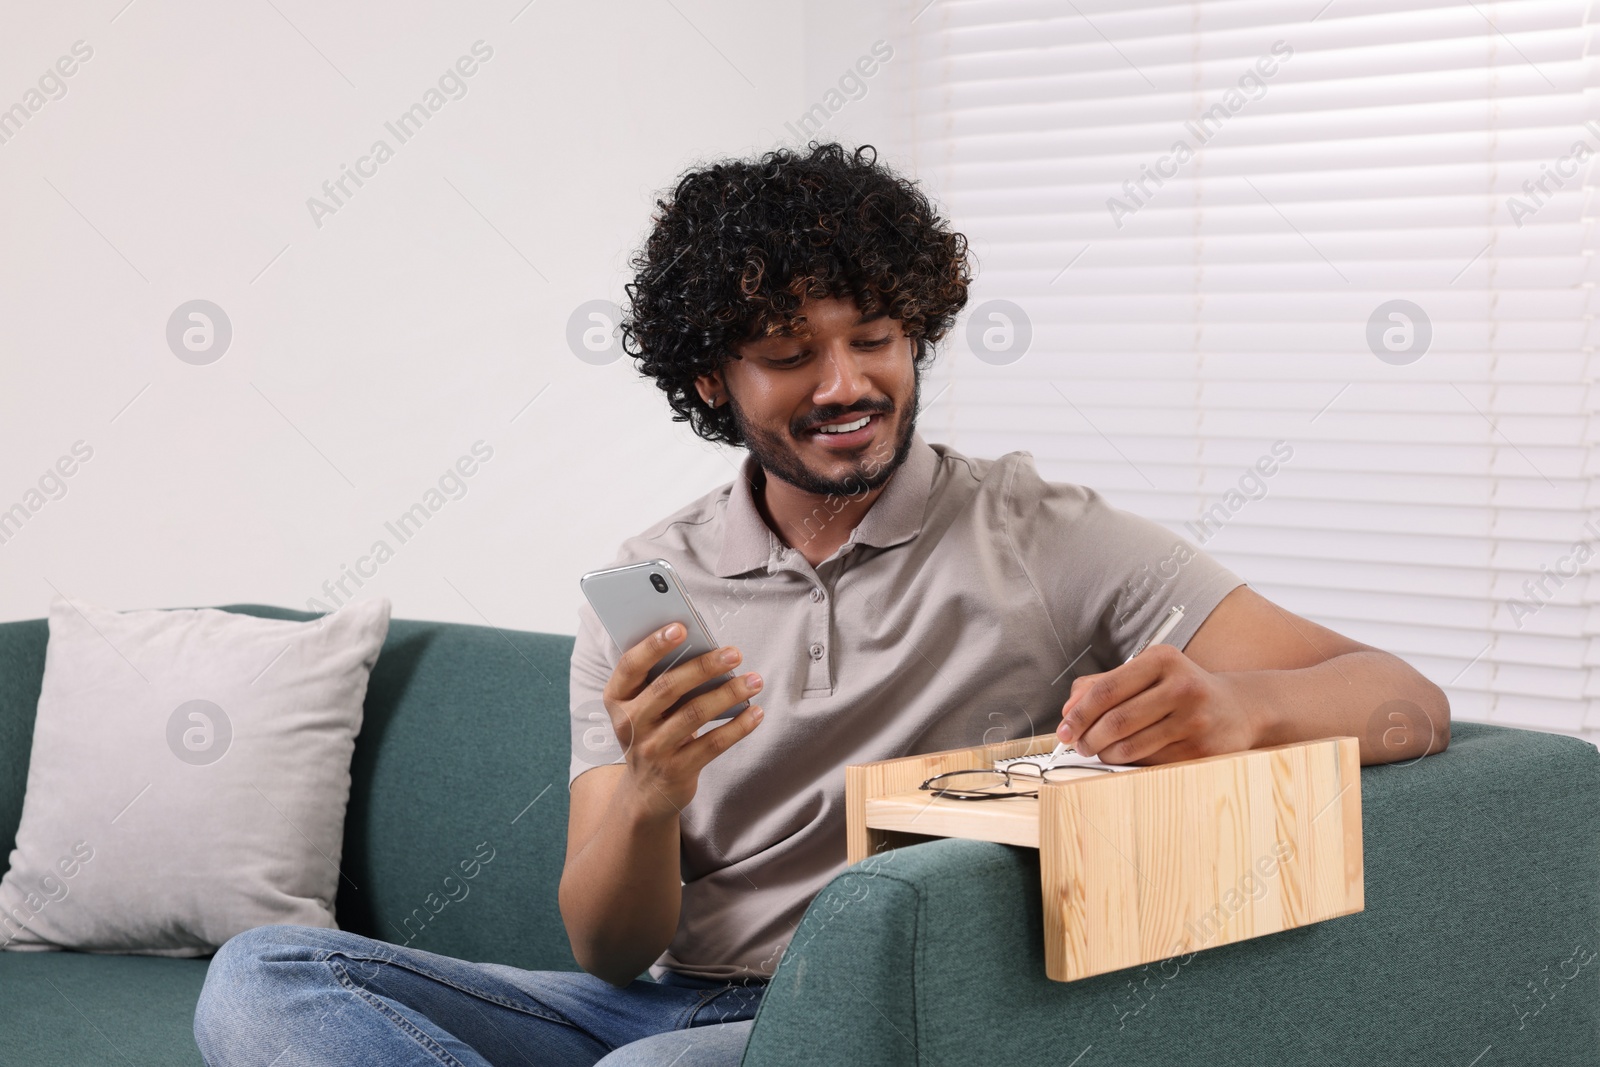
[1001,453,1246,675]
[568,597,627,787]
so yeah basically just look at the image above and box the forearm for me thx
[1221,649,1451,765]
[558,774,683,986]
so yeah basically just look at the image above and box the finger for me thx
[1058,651,1170,743]
[1073,680,1176,759]
[637,644,747,722]
[1084,703,1187,764]
[1056,673,1101,739]
[607,623,691,702]
[657,671,764,749]
[681,702,764,771]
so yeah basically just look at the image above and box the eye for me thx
[859,336,893,348]
[768,353,805,367]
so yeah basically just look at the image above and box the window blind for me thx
[893,0,1599,743]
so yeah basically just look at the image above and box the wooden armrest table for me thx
[845,735,1363,983]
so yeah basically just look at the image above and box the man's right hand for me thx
[561,624,762,984]
[600,623,765,818]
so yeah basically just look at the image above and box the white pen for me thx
[1047,604,1187,764]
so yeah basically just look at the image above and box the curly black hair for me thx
[621,142,973,447]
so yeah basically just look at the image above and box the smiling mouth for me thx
[803,412,884,449]
[814,414,871,435]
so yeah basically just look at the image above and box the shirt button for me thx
[809,642,824,660]
[809,587,825,603]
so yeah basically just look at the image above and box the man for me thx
[194,142,1449,1066]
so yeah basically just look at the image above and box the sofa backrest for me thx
[0,604,579,972]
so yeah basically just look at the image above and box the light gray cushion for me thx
[0,596,390,956]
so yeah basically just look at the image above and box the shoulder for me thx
[927,440,1027,500]
[930,441,1100,520]
[939,444,1180,567]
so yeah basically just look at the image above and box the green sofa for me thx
[2,605,1597,1064]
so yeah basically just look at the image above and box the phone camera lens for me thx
[650,573,668,594]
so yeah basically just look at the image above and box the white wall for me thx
[0,0,832,634]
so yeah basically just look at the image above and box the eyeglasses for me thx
[918,764,1116,801]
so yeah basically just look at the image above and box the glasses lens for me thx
[928,770,1032,797]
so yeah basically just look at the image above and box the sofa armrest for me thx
[741,722,1600,1067]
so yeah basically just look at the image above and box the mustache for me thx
[798,401,893,434]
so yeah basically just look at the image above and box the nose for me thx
[812,340,872,410]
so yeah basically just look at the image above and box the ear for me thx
[693,369,725,407]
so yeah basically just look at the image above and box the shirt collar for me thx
[714,431,938,578]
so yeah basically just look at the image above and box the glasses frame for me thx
[918,763,1116,801]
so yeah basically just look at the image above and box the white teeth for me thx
[817,415,871,434]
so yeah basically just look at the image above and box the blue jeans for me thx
[193,925,765,1066]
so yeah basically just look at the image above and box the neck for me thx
[753,466,890,568]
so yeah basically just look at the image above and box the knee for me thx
[595,1021,755,1067]
[193,925,334,1059]
[203,924,317,988]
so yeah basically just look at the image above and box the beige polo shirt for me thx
[567,431,1244,982]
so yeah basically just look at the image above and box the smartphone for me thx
[579,559,750,723]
